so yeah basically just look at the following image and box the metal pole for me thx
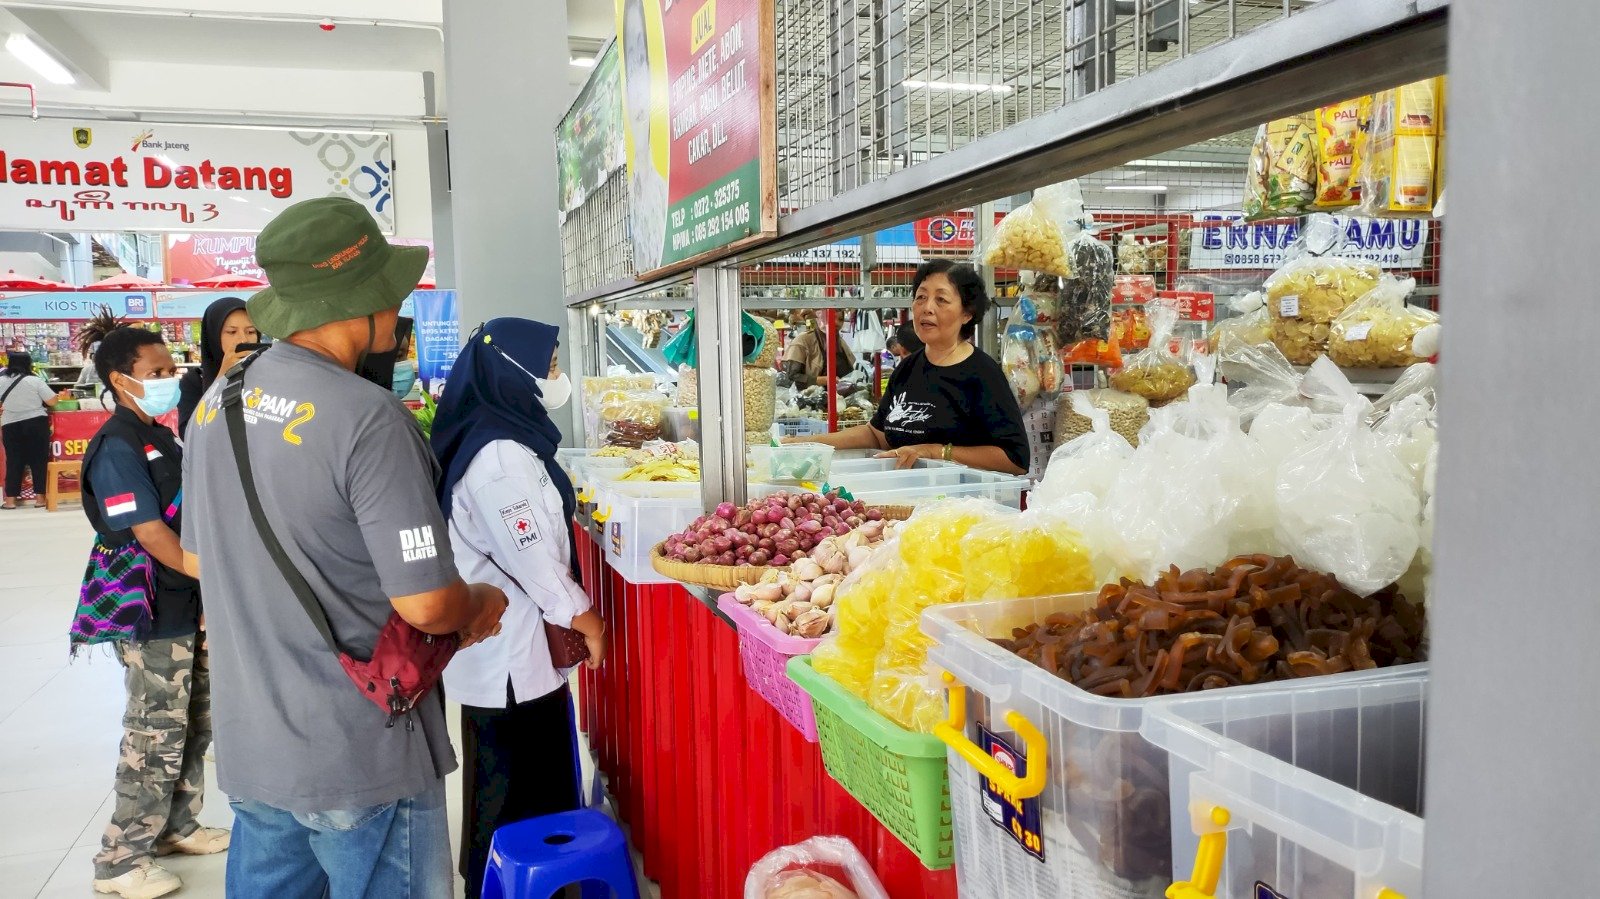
[694,266,747,512]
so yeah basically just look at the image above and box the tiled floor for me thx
[0,504,646,899]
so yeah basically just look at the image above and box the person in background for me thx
[72,315,224,899]
[785,260,1029,475]
[886,320,924,360]
[0,350,64,509]
[431,318,607,898]
[179,197,507,899]
[782,310,856,388]
[392,317,418,399]
[177,297,259,437]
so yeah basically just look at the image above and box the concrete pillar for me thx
[1425,0,1600,892]
[441,0,572,332]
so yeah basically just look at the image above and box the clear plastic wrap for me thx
[1053,388,1148,447]
[1369,362,1437,419]
[1034,393,1137,510]
[744,366,779,432]
[1035,330,1064,400]
[1218,339,1305,427]
[597,388,669,448]
[960,505,1096,602]
[744,836,890,899]
[1109,300,1195,404]
[1373,392,1437,491]
[981,182,1079,276]
[1242,114,1317,219]
[1327,275,1439,369]
[750,315,781,368]
[1059,227,1115,343]
[1003,300,1044,408]
[1211,291,1273,357]
[675,364,698,407]
[1104,385,1276,580]
[1274,399,1423,597]
[1264,255,1380,365]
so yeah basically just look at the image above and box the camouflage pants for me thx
[94,634,211,879]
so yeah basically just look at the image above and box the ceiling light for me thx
[6,34,74,85]
[903,79,1013,94]
[570,56,597,68]
[1102,184,1169,192]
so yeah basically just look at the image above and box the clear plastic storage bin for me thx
[590,482,702,585]
[1142,672,1427,899]
[921,594,1425,899]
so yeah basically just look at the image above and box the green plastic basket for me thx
[787,655,953,870]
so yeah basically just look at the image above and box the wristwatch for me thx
[942,443,954,462]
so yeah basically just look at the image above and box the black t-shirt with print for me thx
[871,348,1029,472]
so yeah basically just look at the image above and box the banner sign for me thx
[0,122,395,233]
[152,291,255,320]
[766,223,923,265]
[617,0,776,275]
[50,410,178,462]
[558,40,626,215]
[0,291,152,321]
[411,290,460,390]
[1189,213,1429,270]
[164,233,262,283]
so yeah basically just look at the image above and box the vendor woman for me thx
[787,260,1028,475]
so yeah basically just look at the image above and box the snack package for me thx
[745,836,889,899]
[1035,330,1064,400]
[1059,228,1115,343]
[1359,78,1443,216]
[597,389,669,448]
[744,366,779,432]
[1110,300,1195,404]
[1002,327,1042,408]
[1275,398,1423,596]
[675,365,699,406]
[749,315,781,368]
[1264,255,1381,365]
[981,182,1080,276]
[1212,291,1274,358]
[1034,393,1137,510]
[1327,275,1439,369]
[1112,305,1150,352]
[1314,96,1370,208]
[1243,113,1318,220]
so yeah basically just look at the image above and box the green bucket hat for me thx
[247,196,428,339]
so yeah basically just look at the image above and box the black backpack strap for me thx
[220,352,342,657]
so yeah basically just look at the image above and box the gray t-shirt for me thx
[182,342,459,814]
[0,373,55,425]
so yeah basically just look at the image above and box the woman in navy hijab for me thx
[430,318,607,898]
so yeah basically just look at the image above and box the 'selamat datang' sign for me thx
[0,122,394,233]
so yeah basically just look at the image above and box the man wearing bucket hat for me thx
[180,197,506,899]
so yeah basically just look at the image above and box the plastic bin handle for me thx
[934,671,1048,802]
[577,485,594,503]
[592,505,613,523]
[1166,806,1231,899]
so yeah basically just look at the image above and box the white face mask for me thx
[533,372,572,411]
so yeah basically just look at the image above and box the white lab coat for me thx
[441,440,592,709]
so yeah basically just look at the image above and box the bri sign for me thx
[0,122,395,233]
[1188,213,1429,270]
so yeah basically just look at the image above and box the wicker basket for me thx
[649,543,772,589]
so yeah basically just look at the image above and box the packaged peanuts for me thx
[981,182,1080,277]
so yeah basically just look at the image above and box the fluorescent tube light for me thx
[1102,184,1169,192]
[570,55,597,68]
[6,34,74,85]
[903,79,1013,94]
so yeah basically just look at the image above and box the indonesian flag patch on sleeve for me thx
[144,444,162,462]
[104,493,138,517]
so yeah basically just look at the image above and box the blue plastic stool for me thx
[482,809,640,899]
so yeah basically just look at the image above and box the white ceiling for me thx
[0,0,619,126]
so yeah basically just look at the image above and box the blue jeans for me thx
[225,780,453,899]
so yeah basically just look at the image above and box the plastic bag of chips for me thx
[981,182,1079,276]
[1110,300,1195,404]
[1265,254,1380,365]
[1327,274,1439,369]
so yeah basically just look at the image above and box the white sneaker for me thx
[93,861,182,899]
[157,826,231,856]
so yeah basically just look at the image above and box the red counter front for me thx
[573,525,959,899]
[0,409,181,497]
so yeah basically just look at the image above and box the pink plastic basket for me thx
[717,594,823,742]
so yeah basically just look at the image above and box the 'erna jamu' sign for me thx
[1189,213,1429,270]
[0,122,394,233]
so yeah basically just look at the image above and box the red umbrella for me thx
[190,274,269,289]
[86,272,168,291]
[0,271,70,291]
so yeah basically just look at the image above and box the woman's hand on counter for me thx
[876,443,939,470]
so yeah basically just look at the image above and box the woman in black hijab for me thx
[177,297,259,436]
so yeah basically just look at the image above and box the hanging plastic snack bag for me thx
[1327,274,1439,369]
[1034,392,1137,510]
[1035,329,1064,400]
[745,836,890,899]
[1023,274,1062,323]
[1212,291,1274,358]
[1264,229,1381,364]
[1110,299,1195,404]
[1358,78,1443,217]
[1060,224,1114,341]
[1275,397,1422,597]
[1243,113,1318,220]
[1314,96,1370,208]
[1002,322,1043,408]
[981,182,1078,276]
